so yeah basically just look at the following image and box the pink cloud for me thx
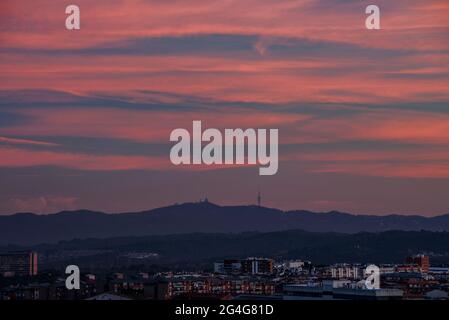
[9,196,78,214]
[282,109,449,144]
[2,49,448,104]
[283,147,449,178]
[1,0,448,51]
[310,162,449,179]
[0,146,168,170]
[0,146,258,172]
[0,107,307,143]
[0,136,59,147]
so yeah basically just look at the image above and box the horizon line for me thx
[2,200,448,218]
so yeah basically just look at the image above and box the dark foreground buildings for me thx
[0,252,38,277]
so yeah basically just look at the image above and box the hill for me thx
[1,202,449,245]
[4,230,449,269]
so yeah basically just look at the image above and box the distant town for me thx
[2,201,449,301]
[1,251,449,300]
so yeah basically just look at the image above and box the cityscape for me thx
[1,0,449,313]
[2,200,449,301]
[1,246,449,300]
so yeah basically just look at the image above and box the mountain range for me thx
[1,201,449,245]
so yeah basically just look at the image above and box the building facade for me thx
[406,255,430,273]
[241,258,273,275]
[0,252,38,277]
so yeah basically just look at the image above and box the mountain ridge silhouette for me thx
[1,201,449,245]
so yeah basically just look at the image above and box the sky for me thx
[0,0,449,215]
